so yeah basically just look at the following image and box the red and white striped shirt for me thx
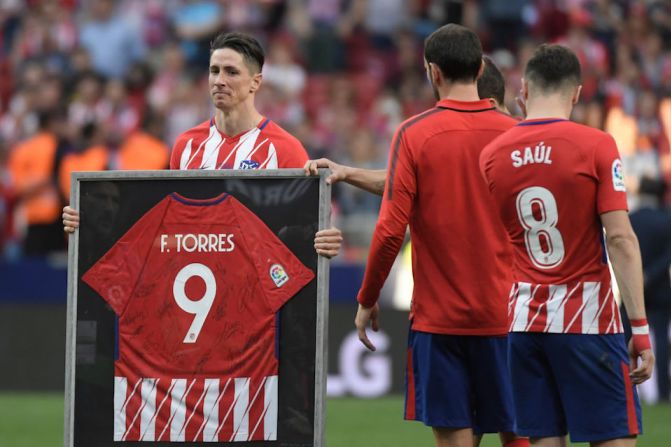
[169,117,308,170]
[508,277,623,334]
[114,376,277,442]
[480,119,629,334]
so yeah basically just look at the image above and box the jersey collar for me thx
[170,192,229,206]
[210,116,270,140]
[517,118,568,126]
[436,98,495,113]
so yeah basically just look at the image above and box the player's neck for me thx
[524,97,573,121]
[439,82,480,102]
[214,104,264,137]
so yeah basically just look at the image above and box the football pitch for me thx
[1,393,669,446]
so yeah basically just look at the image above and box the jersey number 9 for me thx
[173,263,216,343]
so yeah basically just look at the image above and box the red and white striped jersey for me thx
[82,193,314,442]
[169,117,308,170]
[114,376,277,442]
[480,119,629,334]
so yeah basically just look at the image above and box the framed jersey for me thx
[64,169,331,447]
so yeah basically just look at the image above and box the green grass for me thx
[1,393,669,446]
[0,393,64,447]
[328,397,671,447]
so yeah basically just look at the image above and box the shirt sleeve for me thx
[595,133,628,214]
[230,197,315,312]
[81,198,170,316]
[278,139,309,168]
[357,127,416,307]
[479,143,495,191]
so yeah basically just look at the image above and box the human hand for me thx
[63,206,80,233]
[303,158,349,185]
[354,303,380,351]
[314,227,342,258]
[628,338,654,385]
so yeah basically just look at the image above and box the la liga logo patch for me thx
[612,159,626,192]
[270,264,289,287]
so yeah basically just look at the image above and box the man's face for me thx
[208,48,261,111]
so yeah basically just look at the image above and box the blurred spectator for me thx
[163,76,210,147]
[147,42,187,113]
[557,9,609,101]
[97,78,141,146]
[7,108,67,255]
[263,36,307,98]
[334,127,384,258]
[629,177,671,402]
[67,71,105,130]
[0,138,17,256]
[171,0,223,70]
[639,31,669,90]
[116,111,169,171]
[481,0,531,51]
[79,0,147,79]
[58,121,109,200]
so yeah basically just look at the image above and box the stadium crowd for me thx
[1,0,670,260]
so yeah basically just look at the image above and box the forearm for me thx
[357,223,406,307]
[344,168,387,196]
[606,233,646,320]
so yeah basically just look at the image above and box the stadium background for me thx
[0,0,670,445]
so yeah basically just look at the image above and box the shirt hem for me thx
[411,322,508,336]
[509,328,624,334]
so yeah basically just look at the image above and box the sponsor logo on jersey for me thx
[612,159,626,192]
[240,160,260,169]
[270,264,289,287]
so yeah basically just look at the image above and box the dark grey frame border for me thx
[64,169,331,447]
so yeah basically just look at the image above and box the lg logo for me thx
[327,330,392,397]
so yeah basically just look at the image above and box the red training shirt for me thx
[480,118,628,334]
[170,117,308,170]
[358,99,518,336]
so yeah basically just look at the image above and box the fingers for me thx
[62,206,80,233]
[303,160,319,176]
[630,350,654,384]
[303,158,332,176]
[371,314,379,332]
[357,327,376,351]
[315,228,342,239]
[355,304,377,351]
[314,227,343,258]
[315,246,339,258]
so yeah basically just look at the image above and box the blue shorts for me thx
[509,332,642,442]
[405,329,515,434]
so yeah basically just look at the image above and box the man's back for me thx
[360,99,517,335]
[481,119,629,334]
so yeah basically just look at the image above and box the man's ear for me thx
[476,58,485,80]
[521,78,529,101]
[250,72,262,93]
[430,63,442,87]
[572,84,583,105]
